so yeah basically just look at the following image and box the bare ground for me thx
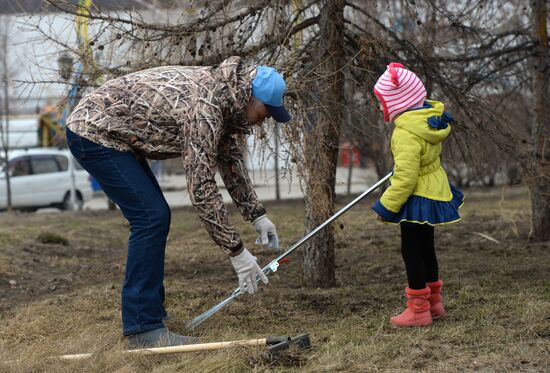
[0,186,548,372]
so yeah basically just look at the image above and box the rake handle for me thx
[58,338,268,360]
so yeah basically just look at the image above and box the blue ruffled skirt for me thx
[374,184,464,226]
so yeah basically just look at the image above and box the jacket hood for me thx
[213,56,253,135]
[394,100,452,145]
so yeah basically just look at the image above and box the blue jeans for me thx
[66,128,169,335]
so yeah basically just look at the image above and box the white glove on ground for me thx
[230,248,268,294]
[252,215,280,253]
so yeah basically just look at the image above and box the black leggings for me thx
[400,222,438,290]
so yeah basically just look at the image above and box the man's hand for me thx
[252,215,280,253]
[230,248,268,294]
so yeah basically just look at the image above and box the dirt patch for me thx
[0,211,127,315]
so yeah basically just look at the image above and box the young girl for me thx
[372,62,464,327]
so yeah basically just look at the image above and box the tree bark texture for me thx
[302,0,345,287]
[529,0,550,240]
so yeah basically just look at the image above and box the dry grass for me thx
[0,186,548,372]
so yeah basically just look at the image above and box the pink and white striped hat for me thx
[374,62,427,122]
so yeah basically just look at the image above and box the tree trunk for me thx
[374,126,392,191]
[372,97,392,196]
[529,173,550,240]
[529,0,550,241]
[1,29,11,211]
[302,0,345,287]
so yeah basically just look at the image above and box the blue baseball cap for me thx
[251,66,291,123]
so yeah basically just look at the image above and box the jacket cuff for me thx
[227,241,244,257]
[249,207,267,222]
[372,200,398,221]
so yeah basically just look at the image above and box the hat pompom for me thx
[388,62,404,87]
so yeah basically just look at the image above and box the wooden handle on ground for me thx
[58,338,268,360]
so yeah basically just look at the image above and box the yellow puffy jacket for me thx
[379,100,453,214]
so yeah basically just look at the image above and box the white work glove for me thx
[230,248,268,295]
[252,215,280,253]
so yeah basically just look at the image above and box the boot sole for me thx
[390,318,433,327]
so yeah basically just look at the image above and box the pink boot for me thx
[390,287,432,327]
[427,280,446,320]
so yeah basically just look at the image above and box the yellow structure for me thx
[38,105,65,147]
[40,0,93,148]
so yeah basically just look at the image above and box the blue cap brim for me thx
[265,104,291,123]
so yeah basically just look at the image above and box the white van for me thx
[0,148,93,211]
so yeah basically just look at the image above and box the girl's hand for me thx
[376,215,386,223]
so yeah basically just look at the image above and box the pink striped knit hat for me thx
[374,62,427,122]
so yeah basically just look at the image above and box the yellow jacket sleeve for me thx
[379,129,422,214]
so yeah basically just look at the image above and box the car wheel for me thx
[61,192,84,211]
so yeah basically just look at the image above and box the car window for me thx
[55,155,69,171]
[30,156,60,174]
[10,157,31,177]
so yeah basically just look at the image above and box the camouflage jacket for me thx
[67,56,266,255]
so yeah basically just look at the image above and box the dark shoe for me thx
[127,327,196,349]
